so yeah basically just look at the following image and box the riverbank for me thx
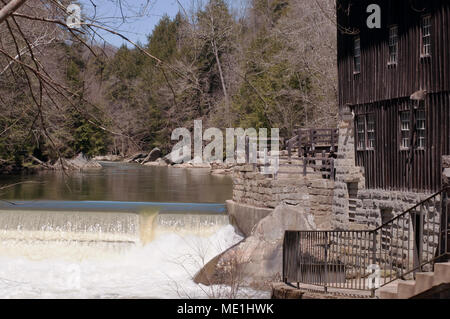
[115,148,234,176]
[0,154,104,175]
[0,148,235,176]
[0,161,41,175]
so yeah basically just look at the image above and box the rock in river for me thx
[54,153,102,170]
[142,148,162,164]
[194,203,316,289]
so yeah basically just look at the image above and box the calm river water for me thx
[0,162,232,203]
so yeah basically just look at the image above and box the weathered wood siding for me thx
[337,0,450,192]
[353,93,450,192]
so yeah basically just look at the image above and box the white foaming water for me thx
[0,208,265,299]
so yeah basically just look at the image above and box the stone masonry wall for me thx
[332,117,366,230]
[356,190,431,227]
[232,165,309,209]
[443,156,450,188]
[232,165,335,229]
[307,179,335,229]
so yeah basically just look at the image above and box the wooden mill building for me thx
[280,0,450,297]
[337,0,450,194]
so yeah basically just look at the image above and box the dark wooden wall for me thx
[353,93,450,192]
[338,0,450,105]
[337,0,450,192]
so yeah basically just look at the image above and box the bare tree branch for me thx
[0,0,27,24]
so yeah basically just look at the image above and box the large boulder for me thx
[142,148,162,164]
[93,155,122,162]
[124,152,147,163]
[144,158,168,167]
[194,203,316,289]
[188,159,211,169]
[162,153,177,165]
[54,153,102,170]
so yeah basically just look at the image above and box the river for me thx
[0,162,232,203]
[0,163,261,299]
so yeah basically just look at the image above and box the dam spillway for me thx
[0,165,254,298]
[0,201,231,260]
[0,200,245,299]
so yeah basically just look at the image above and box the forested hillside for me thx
[0,0,337,170]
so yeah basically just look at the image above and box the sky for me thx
[79,0,190,47]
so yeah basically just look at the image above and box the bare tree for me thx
[275,0,338,128]
[0,0,27,24]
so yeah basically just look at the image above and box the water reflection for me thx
[0,162,232,203]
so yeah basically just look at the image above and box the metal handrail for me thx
[283,187,450,296]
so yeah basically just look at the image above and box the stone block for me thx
[443,168,450,188]
[443,156,450,168]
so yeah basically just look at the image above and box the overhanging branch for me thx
[0,0,27,24]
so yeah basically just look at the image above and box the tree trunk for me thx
[210,14,231,127]
[0,0,28,24]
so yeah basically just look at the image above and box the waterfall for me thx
[0,202,231,260]
[0,202,250,298]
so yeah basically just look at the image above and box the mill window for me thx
[416,109,426,149]
[354,37,361,74]
[356,113,375,151]
[388,25,399,65]
[367,113,376,150]
[400,111,411,150]
[421,15,432,57]
[356,115,366,150]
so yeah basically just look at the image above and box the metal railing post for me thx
[371,231,377,298]
[298,130,303,158]
[288,139,292,160]
[444,189,449,258]
[245,136,249,164]
[418,205,424,272]
[324,232,328,293]
[330,129,335,153]
[282,233,286,283]
[331,159,335,181]
[303,156,307,177]
[412,208,422,277]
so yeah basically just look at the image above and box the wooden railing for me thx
[288,128,339,158]
[254,155,335,180]
[242,131,337,180]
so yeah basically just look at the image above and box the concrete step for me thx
[414,272,435,295]
[397,280,416,299]
[433,262,450,286]
[378,281,399,299]
[276,175,306,180]
[378,262,450,299]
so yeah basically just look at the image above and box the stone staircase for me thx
[377,262,450,299]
